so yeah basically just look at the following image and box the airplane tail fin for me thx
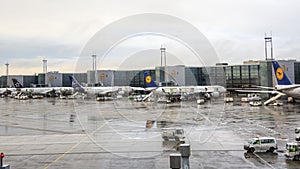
[272,61,293,85]
[144,71,158,88]
[69,76,86,93]
[12,78,23,88]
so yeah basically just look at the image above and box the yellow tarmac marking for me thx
[43,136,86,169]
[43,127,103,169]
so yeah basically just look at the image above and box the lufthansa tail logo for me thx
[276,67,284,80]
[145,76,152,83]
[15,82,21,88]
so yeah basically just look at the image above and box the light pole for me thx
[92,54,97,85]
[5,63,9,87]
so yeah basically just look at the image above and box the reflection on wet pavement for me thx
[0,97,300,168]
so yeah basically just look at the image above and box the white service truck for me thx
[244,137,278,153]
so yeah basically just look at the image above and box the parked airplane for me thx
[236,60,300,105]
[69,76,126,99]
[11,78,73,97]
[132,71,226,102]
[271,61,300,101]
[0,87,14,97]
[146,72,226,97]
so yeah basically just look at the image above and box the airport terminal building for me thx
[1,60,299,90]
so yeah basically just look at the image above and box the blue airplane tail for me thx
[69,76,86,93]
[272,61,293,85]
[12,78,23,88]
[144,71,158,88]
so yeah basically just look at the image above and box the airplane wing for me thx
[264,92,286,105]
[253,84,300,91]
[130,87,146,91]
[252,85,275,90]
[236,89,287,105]
[235,89,283,95]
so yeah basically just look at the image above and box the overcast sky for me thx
[1,0,300,75]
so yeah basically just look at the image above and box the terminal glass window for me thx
[232,66,241,88]
[225,67,233,88]
[241,65,250,87]
[250,65,260,86]
[259,61,273,87]
[295,62,300,84]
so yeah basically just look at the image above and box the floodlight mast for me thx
[265,33,273,60]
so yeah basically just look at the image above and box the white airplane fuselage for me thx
[153,85,226,97]
[0,88,16,95]
[82,86,130,96]
[18,87,73,96]
[275,85,300,99]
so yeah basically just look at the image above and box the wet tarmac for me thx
[0,97,300,168]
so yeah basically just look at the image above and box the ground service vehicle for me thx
[285,142,300,160]
[161,128,185,141]
[244,137,278,153]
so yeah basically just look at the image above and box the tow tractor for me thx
[285,127,300,160]
[285,142,300,160]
